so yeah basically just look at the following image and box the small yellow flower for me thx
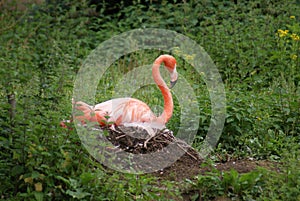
[277,29,289,37]
[183,54,195,61]
[35,182,43,192]
[290,16,296,19]
[291,54,298,60]
[290,33,300,41]
[24,177,33,184]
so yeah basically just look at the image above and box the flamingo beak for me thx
[169,70,178,88]
[170,79,177,88]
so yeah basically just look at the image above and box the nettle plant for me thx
[270,15,300,138]
[275,15,300,85]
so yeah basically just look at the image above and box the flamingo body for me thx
[72,54,178,129]
[75,98,157,125]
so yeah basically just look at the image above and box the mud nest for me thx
[103,126,199,157]
[91,125,203,178]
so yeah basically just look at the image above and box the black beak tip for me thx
[170,80,178,88]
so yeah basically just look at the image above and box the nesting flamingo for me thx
[64,55,178,142]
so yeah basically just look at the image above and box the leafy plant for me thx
[1,0,300,200]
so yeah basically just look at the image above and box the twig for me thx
[115,134,127,140]
[175,141,198,161]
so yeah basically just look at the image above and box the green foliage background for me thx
[0,0,299,200]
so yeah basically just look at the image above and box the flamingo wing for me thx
[116,98,156,124]
[93,98,157,126]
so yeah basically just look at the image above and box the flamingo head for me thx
[162,55,178,88]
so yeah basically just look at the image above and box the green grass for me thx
[0,0,299,200]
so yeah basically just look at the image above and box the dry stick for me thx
[174,140,199,161]
[150,131,199,160]
[115,134,127,140]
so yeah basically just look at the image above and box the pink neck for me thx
[152,56,173,124]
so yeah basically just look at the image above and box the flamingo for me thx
[69,55,178,145]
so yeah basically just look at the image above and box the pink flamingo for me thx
[67,55,178,142]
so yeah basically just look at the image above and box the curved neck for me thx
[152,56,173,124]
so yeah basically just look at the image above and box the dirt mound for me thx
[95,125,201,174]
[97,126,277,180]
